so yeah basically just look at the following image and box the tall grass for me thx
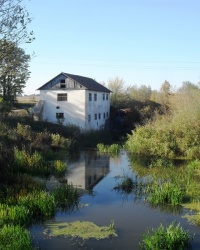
[140,222,192,250]
[97,143,121,155]
[52,184,80,211]
[0,225,33,250]
[17,191,56,219]
[0,204,30,227]
[146,182,184,206]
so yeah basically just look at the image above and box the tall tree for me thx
[0,40,30,103]
[107,77,125,106]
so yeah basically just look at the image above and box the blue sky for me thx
[22,0,200,94]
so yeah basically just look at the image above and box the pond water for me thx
[31,150,200,249]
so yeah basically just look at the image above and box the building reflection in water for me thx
[67,150,110,190]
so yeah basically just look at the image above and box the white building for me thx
[33,72,111,130]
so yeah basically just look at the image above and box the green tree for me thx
[107,77,125,106]
[0,40,30,103]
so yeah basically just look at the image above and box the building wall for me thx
[85,90,110,130]
[40,89,86,129]
[40,89,110,130]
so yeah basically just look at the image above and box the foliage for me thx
[126,87,200,160]
[0,225,33,250]
[0,203,29,227]
[0,40,31,103]
[140,222,192,250]
[146,181,184,206]
[52,184,80,210]
[17,191,56,220]
[97,143,121,155]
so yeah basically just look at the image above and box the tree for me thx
[0,0,34,71]
[0,40,30,103]
[107,77,125,106]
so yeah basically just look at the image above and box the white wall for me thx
[40,89,110,130]
[40,89,86,129]
[85,91,110,130]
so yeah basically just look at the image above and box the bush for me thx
[140,222,192,250]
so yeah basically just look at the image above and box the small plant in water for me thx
[140,222,192,250]
[52,184,80,211]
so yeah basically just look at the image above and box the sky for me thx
[22,0,200,94]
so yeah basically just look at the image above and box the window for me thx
[94,113,97,120]
[60,79,65,88]
[56,113,64,119]
[103,93,105,100]
[88,114,91,122]
[94,93,97,101]
[89,93,92,101]
[99,113,101,119]
[57,93,67,101]
[103,113,105,118]
[106,94,108,100]
[106,112,109,117]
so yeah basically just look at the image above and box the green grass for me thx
[52,184,80,211]
[97,143,121,155]
[140,222,192,250]
[17,191,56,220]
[0,225,33,250]
[0,204,30,227]
[146,181,184,206]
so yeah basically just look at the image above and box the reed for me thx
[52,184,80,210]
[146,181,184,206]
[97,143,121,155]
[0,204,30,227]
[0,225,33,250]
[140,222,192,250]
[17,191,56,220]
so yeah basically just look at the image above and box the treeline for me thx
[124,81,200,160]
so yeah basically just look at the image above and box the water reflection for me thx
[67,150,110,190]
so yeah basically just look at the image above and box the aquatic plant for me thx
[53,160,67,179]
[146,181,184,206]
[52,184,80,210]
[44,220,118,239]
[0,204,30,227]
[140,222,192,250]
[97,143,121,155]
[14,147,52,176]
[0,225,33,250]
[17,191,56,220]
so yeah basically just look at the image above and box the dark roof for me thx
[37,72,111,93]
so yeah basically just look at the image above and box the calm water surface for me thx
[31,150,200,249]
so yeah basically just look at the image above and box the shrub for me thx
[140,222,192,250]
[0,225,33,250]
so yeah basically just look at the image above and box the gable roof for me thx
[37,72,111,93]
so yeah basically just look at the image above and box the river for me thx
[31,150,200,249]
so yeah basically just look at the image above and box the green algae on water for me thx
[43,220,118,240]
[182,202,200,225]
